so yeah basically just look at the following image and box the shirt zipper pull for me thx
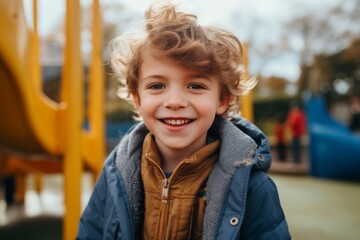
[161,178,170,203]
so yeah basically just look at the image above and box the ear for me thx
[133,95,141,110]
[216,94,230,115]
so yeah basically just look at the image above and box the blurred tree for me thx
[100,2,141,59]
[282,0,360,95]
[231,13,290,83]
[309,38,360,99]
[255,75,291,99]
[233,0,360,97]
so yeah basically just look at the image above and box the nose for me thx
[164,88,188,110]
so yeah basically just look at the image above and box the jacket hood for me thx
[209,115,272,172]
[229,115,272,171]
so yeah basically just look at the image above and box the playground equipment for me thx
[305,96,360,180]
[0,1,255,239]
[0,0,105,239]
[240,43,254,122]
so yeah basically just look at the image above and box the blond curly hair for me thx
[110,2,256,117]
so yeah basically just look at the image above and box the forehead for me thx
[140,44,172,65]
[139,44,214,79]
[140,45,188,74]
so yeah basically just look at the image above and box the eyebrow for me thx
[140,74,212,83]
[140,75,166,82]
[187,74,213,83]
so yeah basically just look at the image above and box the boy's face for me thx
[134,47,229,158]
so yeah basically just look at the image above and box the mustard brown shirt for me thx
[141,133,219,239]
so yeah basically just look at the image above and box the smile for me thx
[162,119,192,126]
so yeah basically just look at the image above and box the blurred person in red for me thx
[273,113,287,162]
[286,100,306,164]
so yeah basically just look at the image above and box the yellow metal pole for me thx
[32,0,37,34]
[63,0,83,239]
[240,43,254,122]
[92,0,105,177]
[86,0,105,179]
[31,1,44,195]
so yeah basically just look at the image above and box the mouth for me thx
[161,118,194,126]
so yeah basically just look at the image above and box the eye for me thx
[147,83,165,90]
[188,83,206,90]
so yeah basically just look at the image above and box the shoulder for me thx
[214,168,290,239]
[228,168,277,205]
[240,170,291,239]
[247,170,274,198]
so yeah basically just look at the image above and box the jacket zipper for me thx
[146,157,187,240]
[158,178,169,240]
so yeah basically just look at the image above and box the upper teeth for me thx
[164,119,190,125]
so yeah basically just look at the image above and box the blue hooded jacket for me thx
[77,116,291,239]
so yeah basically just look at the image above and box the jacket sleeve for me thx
[77,168,107,240]
[241,171,291,239]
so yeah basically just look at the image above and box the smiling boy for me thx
[77,2,291,240]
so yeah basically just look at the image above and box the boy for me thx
[77,2,291,239]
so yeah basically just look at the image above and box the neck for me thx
[155,138,206,173]
[160,150,185,173]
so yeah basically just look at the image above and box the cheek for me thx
[195,97,220,113]
[135,98,154,116]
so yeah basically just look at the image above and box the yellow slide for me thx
[0,0,105,239]
[0,0,61,154]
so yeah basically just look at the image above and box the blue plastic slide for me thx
[305,96,360,180]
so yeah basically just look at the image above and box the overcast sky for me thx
[25,0,344,82]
